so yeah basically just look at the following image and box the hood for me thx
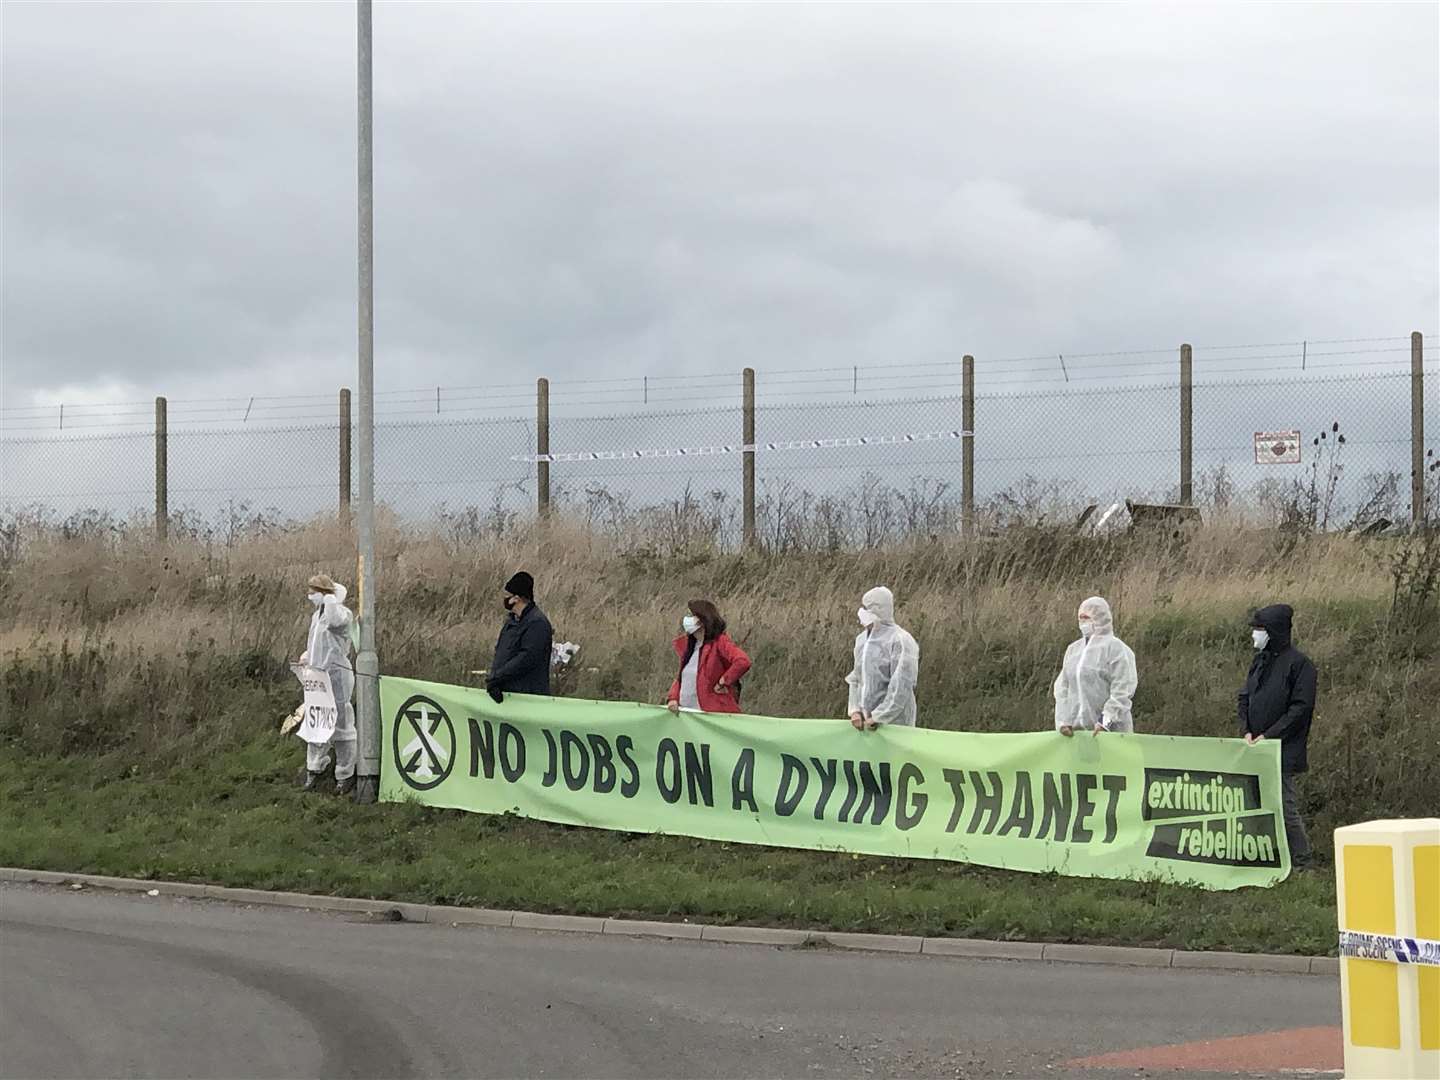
[1250,604,1293,650]
[862,586,895,625]
[1079,596,1114,635]
[331,582,348,604]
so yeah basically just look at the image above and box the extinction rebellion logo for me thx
[394,695,456,791]
[1141,768,1282,868]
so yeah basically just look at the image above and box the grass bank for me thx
[0,734,1338,954]
[2,517,1436,953]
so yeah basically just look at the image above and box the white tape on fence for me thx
[512,429,975,464]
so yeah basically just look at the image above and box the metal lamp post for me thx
[353,0,381,803]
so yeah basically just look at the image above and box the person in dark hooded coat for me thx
[1238,603,1317,867]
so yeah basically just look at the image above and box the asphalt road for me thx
[0,883,1338,1080]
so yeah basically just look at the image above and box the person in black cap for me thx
[487,571,553,701]
[1238,603,1317,868]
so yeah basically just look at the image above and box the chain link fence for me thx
[4,338,1435,546]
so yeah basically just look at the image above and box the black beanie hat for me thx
[504,571,534,600]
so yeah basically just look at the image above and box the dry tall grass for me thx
[2,514,1436,844]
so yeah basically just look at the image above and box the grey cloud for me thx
[2,1,1435,413]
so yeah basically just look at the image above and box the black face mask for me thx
[503,596,518,613]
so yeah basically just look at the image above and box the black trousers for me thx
[1282,772,1311,862]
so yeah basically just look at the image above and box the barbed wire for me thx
[4,333,1433,432]
[4,360,1437,439]
[5,357,1432,429]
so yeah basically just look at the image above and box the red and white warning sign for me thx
[1254,430,1302,465]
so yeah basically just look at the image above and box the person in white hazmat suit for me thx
[1053,596,1137,736]
[845,586,920,730]
[298,573,357,794]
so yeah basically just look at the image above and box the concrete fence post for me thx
[1180,343,1194,506]
[537,377,551,519]
[154,396,168,540]
[962,354,975,535]
[339,388,352,522]
[743,367,756,549]
[1412,332,1425,527]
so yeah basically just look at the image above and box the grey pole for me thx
[154,397,168,541]
[962,355,974,536]
[1179,343,1193,506]
[339,388,352,523]
[537,378,550,518]
[353,0,381,804]
[1412,332,1425,528]
[742,368,756,549]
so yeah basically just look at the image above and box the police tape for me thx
[511,429,974,464]
[1337,930,1440,965]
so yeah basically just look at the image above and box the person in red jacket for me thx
[666,600,751,714]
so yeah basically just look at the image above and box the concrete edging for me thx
[1,867,1335,976]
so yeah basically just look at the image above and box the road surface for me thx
[0,882,1339,1079]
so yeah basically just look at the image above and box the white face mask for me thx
[1078,619,1095,638]
[857,607,877,628]
[1252,629,1270,650]
[308,592,325,606]
[682,615,701,635]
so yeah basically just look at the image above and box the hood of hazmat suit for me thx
[305,582,354,672]
[1053,596,1137,732]
[845,586,920,727]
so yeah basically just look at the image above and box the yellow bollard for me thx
[1335,818,1440,1079]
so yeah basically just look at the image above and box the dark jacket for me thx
[1237,604,1316,773]
[489,602,553,695]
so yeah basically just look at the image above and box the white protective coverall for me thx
[845,586,921,727]
[1052,596,1137,733]
[301,583,357,778]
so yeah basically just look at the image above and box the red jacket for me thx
[667,633,751,713]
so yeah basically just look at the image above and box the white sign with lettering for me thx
[291,665,338,744]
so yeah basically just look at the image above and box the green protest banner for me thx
[380,677,1291,889]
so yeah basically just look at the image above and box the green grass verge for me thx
[0,734,1336,956]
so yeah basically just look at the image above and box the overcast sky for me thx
[2,1,1437,422]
